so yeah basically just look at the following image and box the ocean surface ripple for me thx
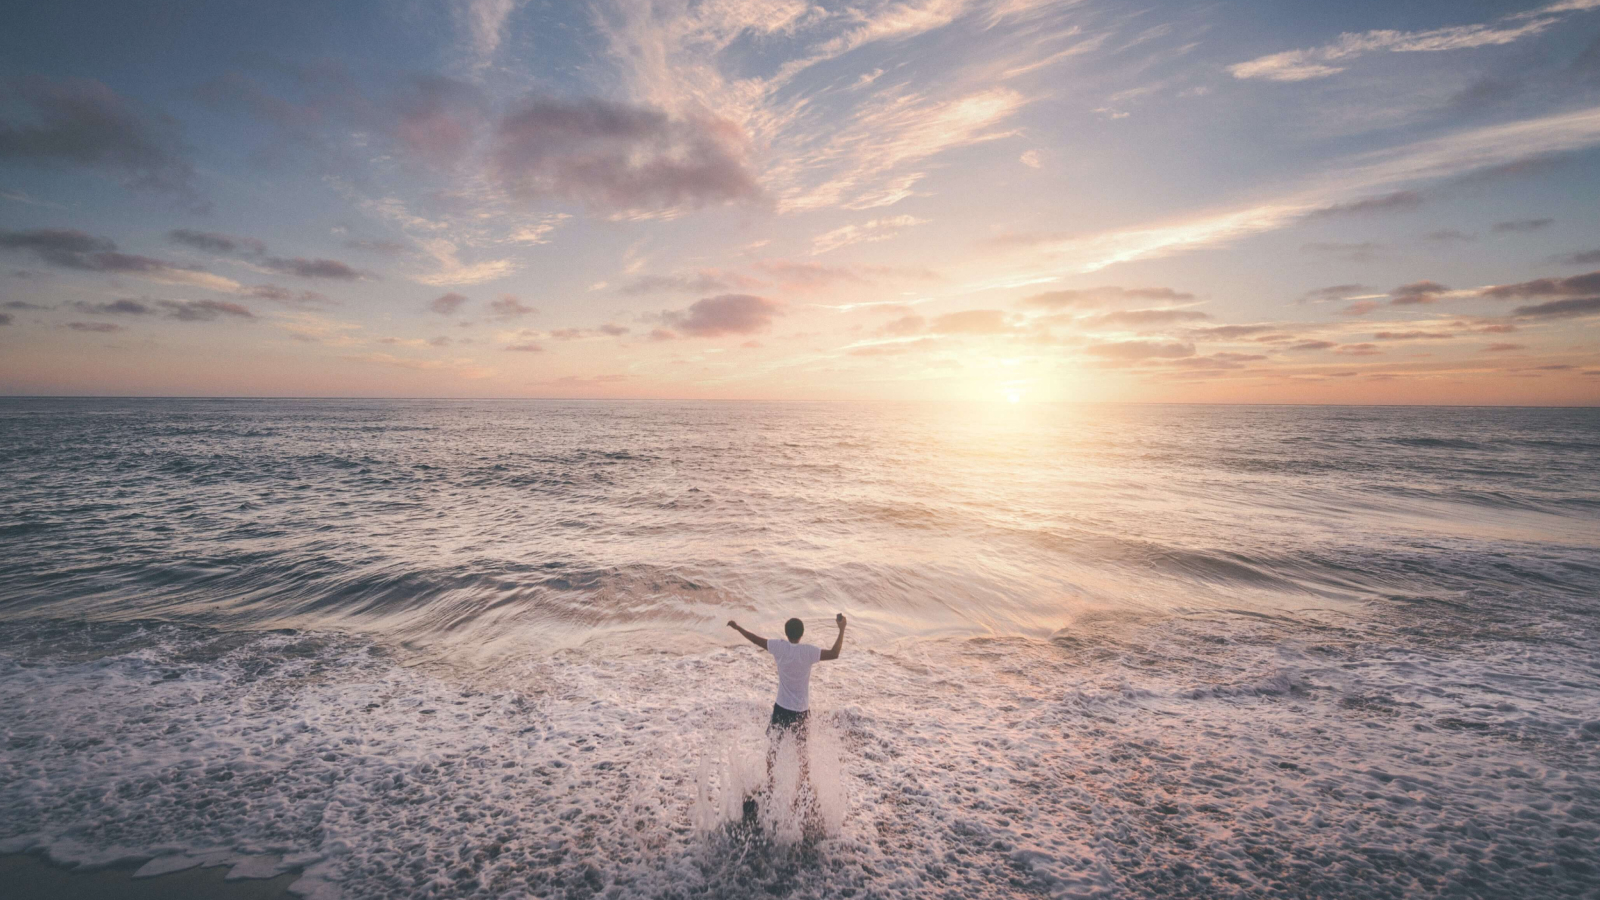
[2,399,1598,898]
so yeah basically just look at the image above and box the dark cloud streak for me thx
[492,97,759,215]
[662,294,781,337]
[0,77,199,204]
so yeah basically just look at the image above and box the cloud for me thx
[1342,301,1382,316]
[167,229,265,256]
[408,236,516,287]
[261,257,362,280]
[198,66,488,174]
[662,294,782,337]
[753,260,864,290]
[1389,280,1452,304]
[1305,191,1423,218]
[535,374,634,387]
[1482,270,1600,298]
[1511,296,1600,318]
[243,284,329,307]
[929,309,1012,334]
[489,295,536,319]
[1166,352,1267,370]
[1,228,114,263]
[598,323,630,336]
[159,299,255,321]
[1020,286,1194,309]
[1085,339,1195,361]
[1553,248,1600,265]
[0,76,198,202]
[1492,218,1554,233]
[1372,330,1453,340]
[1300,284,1371,303]
[0,228,237,289]
[73,298,151,316]
[0,313,9,326]
[1019,150,1042,169]
[1425,229,1475,243]
[67,321,122,332]
[811,216,926,255]
[430,292,469,315]
[1290,340,1337,351]
[343,238,410,256]
[168,228,360,283]
[1081,308,1210,329]
[847,338,940,357]
[1302,242,1384,262]
[461,0,526,64]
[491,96,759,216]
[71,296,253,321]
[1483,342,1527,352]
[619,269,760,295]
[1334,343,1382,356]
[754,260,938,291]
[504,342,544,352]
[393,75,489,168]
[1227,4,1581,82]
[1448,76,1524,113]
[776,86,1027,212]
[1190,323,1278,339]
[879,315,927,337]
[992,105,1600,276]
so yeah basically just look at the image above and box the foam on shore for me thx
[3,615,1598,899]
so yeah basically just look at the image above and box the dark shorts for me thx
[769,703,809,734]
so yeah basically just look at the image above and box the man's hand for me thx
[728,619,766,650]
[822,612,847,661]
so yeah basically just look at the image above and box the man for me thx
[727,613,846,735]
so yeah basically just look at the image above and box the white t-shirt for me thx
[768,639,824,712]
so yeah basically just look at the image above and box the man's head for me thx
[785,618,804,642]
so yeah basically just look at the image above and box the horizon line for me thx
[0,395,1596,410]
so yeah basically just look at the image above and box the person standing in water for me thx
[727,613,846,735]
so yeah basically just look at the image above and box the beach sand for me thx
[0,854,299,900]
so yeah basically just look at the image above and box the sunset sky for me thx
[2,0,1599,403]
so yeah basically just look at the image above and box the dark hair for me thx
[785,618,804,642]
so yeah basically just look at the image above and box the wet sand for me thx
[0,854,299,900]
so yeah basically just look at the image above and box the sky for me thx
[2,0,1599,403]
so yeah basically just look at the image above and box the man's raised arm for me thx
[820,613,846,661]
[727,620,767,650]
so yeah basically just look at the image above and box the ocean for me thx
[1,399,1597,898]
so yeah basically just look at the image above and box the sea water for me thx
[1,399,1597,898]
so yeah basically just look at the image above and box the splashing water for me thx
[694,719,848,843]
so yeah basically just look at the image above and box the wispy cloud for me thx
[619,269,761,295]
[1228,1,1598,82]
[812,216,927,255]
[1482,270,1600,298]
[461,0,526,65]
[990,104,1600,275]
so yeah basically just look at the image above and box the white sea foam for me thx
[3,614,1597,899]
